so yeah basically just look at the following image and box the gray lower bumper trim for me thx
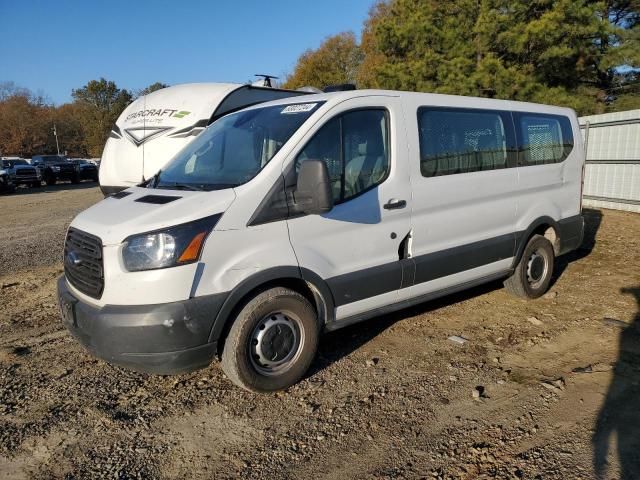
[57,276,228,374]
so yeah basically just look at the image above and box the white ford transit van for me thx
[58,90,584,392]
[99,82,310,195]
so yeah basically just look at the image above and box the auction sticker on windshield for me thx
[281,103,318,114]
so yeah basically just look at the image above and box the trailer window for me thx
[516,114,573,165]
[418,108,508,177]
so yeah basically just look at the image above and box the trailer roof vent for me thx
[323,83,357,93]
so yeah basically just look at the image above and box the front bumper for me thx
[14,175,41,184]
[57,276,227,374]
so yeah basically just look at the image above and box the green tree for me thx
[283,32,363,89]
[72,78,132,157]
[357,0,639,114]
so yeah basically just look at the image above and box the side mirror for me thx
[295,159,334,215]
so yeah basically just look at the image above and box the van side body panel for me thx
[285,96,414,320]
[511,107,584,259]
[400,96,520,303]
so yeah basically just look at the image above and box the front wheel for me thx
[504,234,555,299]
[221,287,319,393]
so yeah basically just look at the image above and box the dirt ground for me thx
[0,184,639,480]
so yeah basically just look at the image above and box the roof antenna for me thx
[254,74,279,88]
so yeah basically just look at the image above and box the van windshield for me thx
[155,102,323,191]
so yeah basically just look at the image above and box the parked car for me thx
[0,164,15,193]
[70,159,99,182]
[0,158,42,188]
[32,155,80,185]
[58,89,585,393]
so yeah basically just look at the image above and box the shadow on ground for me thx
[553,208,602,285]
[312,280,503,375]
[313,208,603,378]
[593,286,640,479]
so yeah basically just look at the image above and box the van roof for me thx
[246,89,575,116]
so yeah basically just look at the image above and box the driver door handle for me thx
[383,198,407,210]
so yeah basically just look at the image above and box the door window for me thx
[296,109,389,203]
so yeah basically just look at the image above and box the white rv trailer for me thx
[60,89,585,392]
[99,82,310,195]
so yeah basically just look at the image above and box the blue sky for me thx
[0,0,373,105]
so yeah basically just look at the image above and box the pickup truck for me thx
[0,165,15,193]
[32,155,80,185]
[0,158,42,188]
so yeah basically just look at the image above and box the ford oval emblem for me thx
[66,251,82,266]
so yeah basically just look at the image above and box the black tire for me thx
[504,234,555,299]
[45,175,56,186]
[221,287,319,393]
[71,174,80,184]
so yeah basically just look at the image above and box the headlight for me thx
[122,214,221,271]
[51,166,61,172]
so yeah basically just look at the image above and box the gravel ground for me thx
[0,185,639,479]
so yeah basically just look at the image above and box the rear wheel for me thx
[221,287,319,393]
[45,175,56,186]
[504,234,555,299]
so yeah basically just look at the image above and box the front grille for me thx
[16,168,37,177]
[64,228,104,299]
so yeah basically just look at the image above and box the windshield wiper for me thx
[156,182,206,192]
[143,169,162,189]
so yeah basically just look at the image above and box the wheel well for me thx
[531,224,560,255]
[215,277,319,357]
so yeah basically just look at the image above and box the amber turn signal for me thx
[177,231,207,263]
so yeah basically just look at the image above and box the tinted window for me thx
[40,155,67,163]
[296,109,389,203]
[3,160,28,167]
[418,108,509,177]
[516,113,573,165]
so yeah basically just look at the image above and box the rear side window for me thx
[418,107,510,177]
[515,113,573,165]
[296,109,389,203]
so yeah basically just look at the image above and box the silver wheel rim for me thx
[249,311,303,376]
[526,250,548,289]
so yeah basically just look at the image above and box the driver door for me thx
[286,96,412,322]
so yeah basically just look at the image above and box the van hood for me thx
[70,187,236,245]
